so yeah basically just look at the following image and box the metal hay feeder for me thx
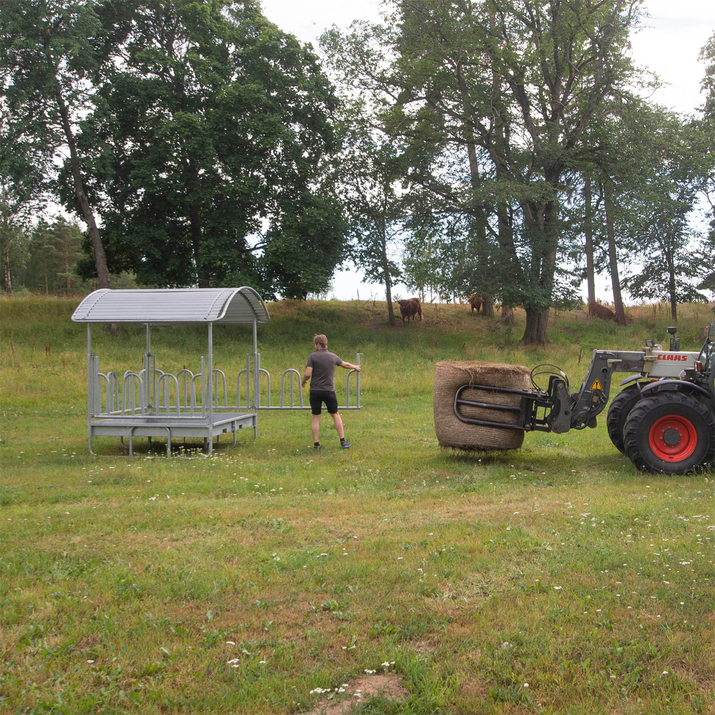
[72,287,361,456]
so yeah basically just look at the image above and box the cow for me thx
[396,297,423,323]
[468,293,484,313]
[587,300,615,321]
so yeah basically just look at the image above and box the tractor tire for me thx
[623,392,715,474]
[606,385,643,454]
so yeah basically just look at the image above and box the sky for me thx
[259,0,715,302]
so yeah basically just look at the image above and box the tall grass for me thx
[1,296,714,714]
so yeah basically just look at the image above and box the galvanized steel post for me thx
[207,322,213,454]
[87,325,93,452]
[253,318,259,410]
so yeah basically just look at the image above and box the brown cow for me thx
[588,300,615,321]
[397,297,423,323]
[468,293,483,313]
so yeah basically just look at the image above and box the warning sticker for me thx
[591,379,603,391]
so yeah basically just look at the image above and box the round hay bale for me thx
[433,360,531,450]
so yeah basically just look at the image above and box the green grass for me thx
[1,296,715,714]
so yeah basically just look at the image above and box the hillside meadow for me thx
[1,296,715,715]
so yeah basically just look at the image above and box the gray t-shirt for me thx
[306,349,342,391]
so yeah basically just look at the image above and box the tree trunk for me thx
[501,304,514,325]
[603,181,627,325]
[457,64,493,316]
[520,307,550,345]
[50,65,110,290]
[65,245,71,296]
[481,294,494,317]
[519,191,559,344]
[584,174,595,305]
[2,238,11,296]
[666,242,677,322]
[189,202,208,287]
[381,219,396,326]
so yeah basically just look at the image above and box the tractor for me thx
[453,323,715,473]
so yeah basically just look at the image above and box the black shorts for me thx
[310,390,338,415]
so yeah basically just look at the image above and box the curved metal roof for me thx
[71,287,270,325]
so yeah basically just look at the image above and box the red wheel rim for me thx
[648,415,698,462]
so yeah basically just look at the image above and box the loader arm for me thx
[568,350,648,429]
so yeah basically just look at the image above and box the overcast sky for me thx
[259,0,715,300]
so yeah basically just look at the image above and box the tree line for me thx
[1,0,715,343]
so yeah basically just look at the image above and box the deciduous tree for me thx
[0,0,115,287]
[79,0,344,295]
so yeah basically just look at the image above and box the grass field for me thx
[1,296,715,715]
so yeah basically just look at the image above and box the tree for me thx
[694,33,715,296]
[0,0,119,288]
[590,101,709,321]
[76,0,344,295]
[330,101,405,324]
[0,81,54,295]
[323,0,641,343]
[0,187,30,294]
[23,218,85,295]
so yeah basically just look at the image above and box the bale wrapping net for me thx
[433,360,531,450]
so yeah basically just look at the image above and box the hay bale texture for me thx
[433,360,531,450]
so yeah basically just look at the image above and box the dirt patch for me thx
[305,673,409,715]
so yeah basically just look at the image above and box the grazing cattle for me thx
[397,297,423,323]
[588,300,615,321]
[468,293,483,313]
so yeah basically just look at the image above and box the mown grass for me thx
[1,296,715,714]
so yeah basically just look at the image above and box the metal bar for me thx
[151,354,157,412]
[453,417,525,431]
[213,369,227,407]
[145,325,153,413]
[237,368,247,408]
[281,369,303,407]
[245,353,251,409]
[106,371,118,413]
[458,384,534,397]
[252,319,259,410]
[200,357,206,416]
[208,323,213,427]
[259,367,271,407]
[254,405,360,410]
[87,325,93,453]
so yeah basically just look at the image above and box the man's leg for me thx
[330,412,345,439]
[311,414,321,443]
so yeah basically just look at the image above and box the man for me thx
[302,334,361,450]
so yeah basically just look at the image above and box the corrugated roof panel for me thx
[71,287,270,324]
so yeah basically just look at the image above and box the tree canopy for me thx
[323,0,644,343]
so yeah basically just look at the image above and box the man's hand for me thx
[302,366,312,387]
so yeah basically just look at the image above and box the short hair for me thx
[313,334,328,348]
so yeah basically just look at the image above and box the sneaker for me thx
[340,440,351,449]
[314,444,323,450]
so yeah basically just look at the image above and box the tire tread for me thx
[606,386,642,454]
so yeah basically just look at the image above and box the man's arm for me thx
[338,361,361,372]
[301,366,313,387]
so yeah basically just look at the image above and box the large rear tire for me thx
[623,392,715,474]
[606,385,643,454]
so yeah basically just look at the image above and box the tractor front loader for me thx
[453,323,715,474]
